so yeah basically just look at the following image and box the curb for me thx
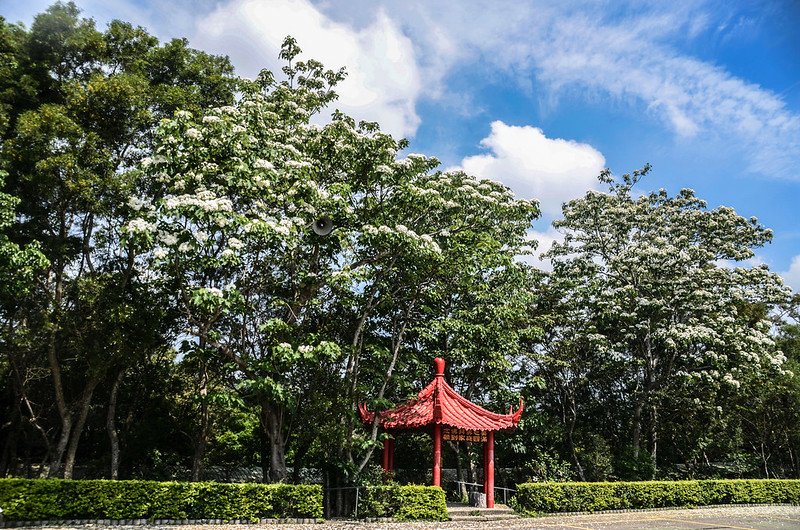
[529,502,799,517]
[0,519,323,528]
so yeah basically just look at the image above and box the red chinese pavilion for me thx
[359,357,523,508]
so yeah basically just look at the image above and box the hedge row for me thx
[357,485,448,521]
[513,479,800,514]
[0,479,322,521]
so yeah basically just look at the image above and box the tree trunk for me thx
[353,298,415,476]
[47,334,72,477]
[12,361,52,465]
[465,442,477,484]
[49,418,70,477]
[786,432,797,478]
[643,328,658,479]
[567,427,585,481]
[63,376,99,479]
[292,437,312,483]
[269,428,287,482]
[191,366,210,482]
[259,425,270,483]
[191,423,208,482]
[335,474,344,515]
[260,401,287,482]
[449,441,467,499]
[107,369,125,479]
[47,249,73,477]
[7,357,54,478]
[649,403,658,478]
[632,400,643,461]
[563,390,585,481]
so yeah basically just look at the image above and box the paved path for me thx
[6,506,800,530]
[472,505,800,529]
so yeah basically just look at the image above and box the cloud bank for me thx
[360,0,800,179]
[13,1,796,178]
[455,121,605,217]
[193,0,422,138]
[780,255,800,292]
[520,7,800,178]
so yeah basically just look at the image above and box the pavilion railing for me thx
[325,482,517,518]
[452,480,516,505]
[495,485,516,505]
[452,479,483,496]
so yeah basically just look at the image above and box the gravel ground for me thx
[5,506,800,530]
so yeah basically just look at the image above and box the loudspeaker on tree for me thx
[311,216,333,236]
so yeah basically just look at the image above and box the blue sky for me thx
[3,0,800,288]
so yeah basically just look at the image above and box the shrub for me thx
[0,479,322,521]
[512,479,800,514]
[357,484,448,521]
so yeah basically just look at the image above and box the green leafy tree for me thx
[0,1,237,478]
[408,262,539,488]
[0,170,48,476]
[0,170,47,308]
[732,324,800,478]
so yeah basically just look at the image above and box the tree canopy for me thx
[1,2,798,486]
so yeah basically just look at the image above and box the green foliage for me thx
[522,450,575,483]
[357,485,448,521]
[0,0,239,480]
[0,171,48,307]
[512,479,800,514]
[123,33,537,482]
[1,0,799,493]
[0,479,322,521]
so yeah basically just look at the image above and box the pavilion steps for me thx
[446,503,520,521]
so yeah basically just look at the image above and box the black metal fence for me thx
[323,481,517,519]
[323,486,362,519]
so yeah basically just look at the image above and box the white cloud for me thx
[524,10,800,177]
[193,0,422,138]
[779,255,800,292]
[7,0,800,178]
[357,0,800,180]
[454,121,605,217]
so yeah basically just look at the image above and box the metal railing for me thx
[495,485,516,505]
[325,481,518,518]
[452,480,516,505]
[453,480,484,492]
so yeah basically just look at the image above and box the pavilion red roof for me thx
[359,357,523,432]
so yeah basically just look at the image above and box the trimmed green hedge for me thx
[0,479,322,521]
[358,485,448,521]
[513,479,800,514]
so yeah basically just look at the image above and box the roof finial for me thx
[434,357,445,377]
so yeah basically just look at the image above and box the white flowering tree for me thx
[127,38,538,481]
[336,166,538,478]
[543,165,792,478]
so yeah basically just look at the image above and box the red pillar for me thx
[483,440,488,498]
[433,423,442,486]
[486,431,495,508]
[382,437,390,472]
